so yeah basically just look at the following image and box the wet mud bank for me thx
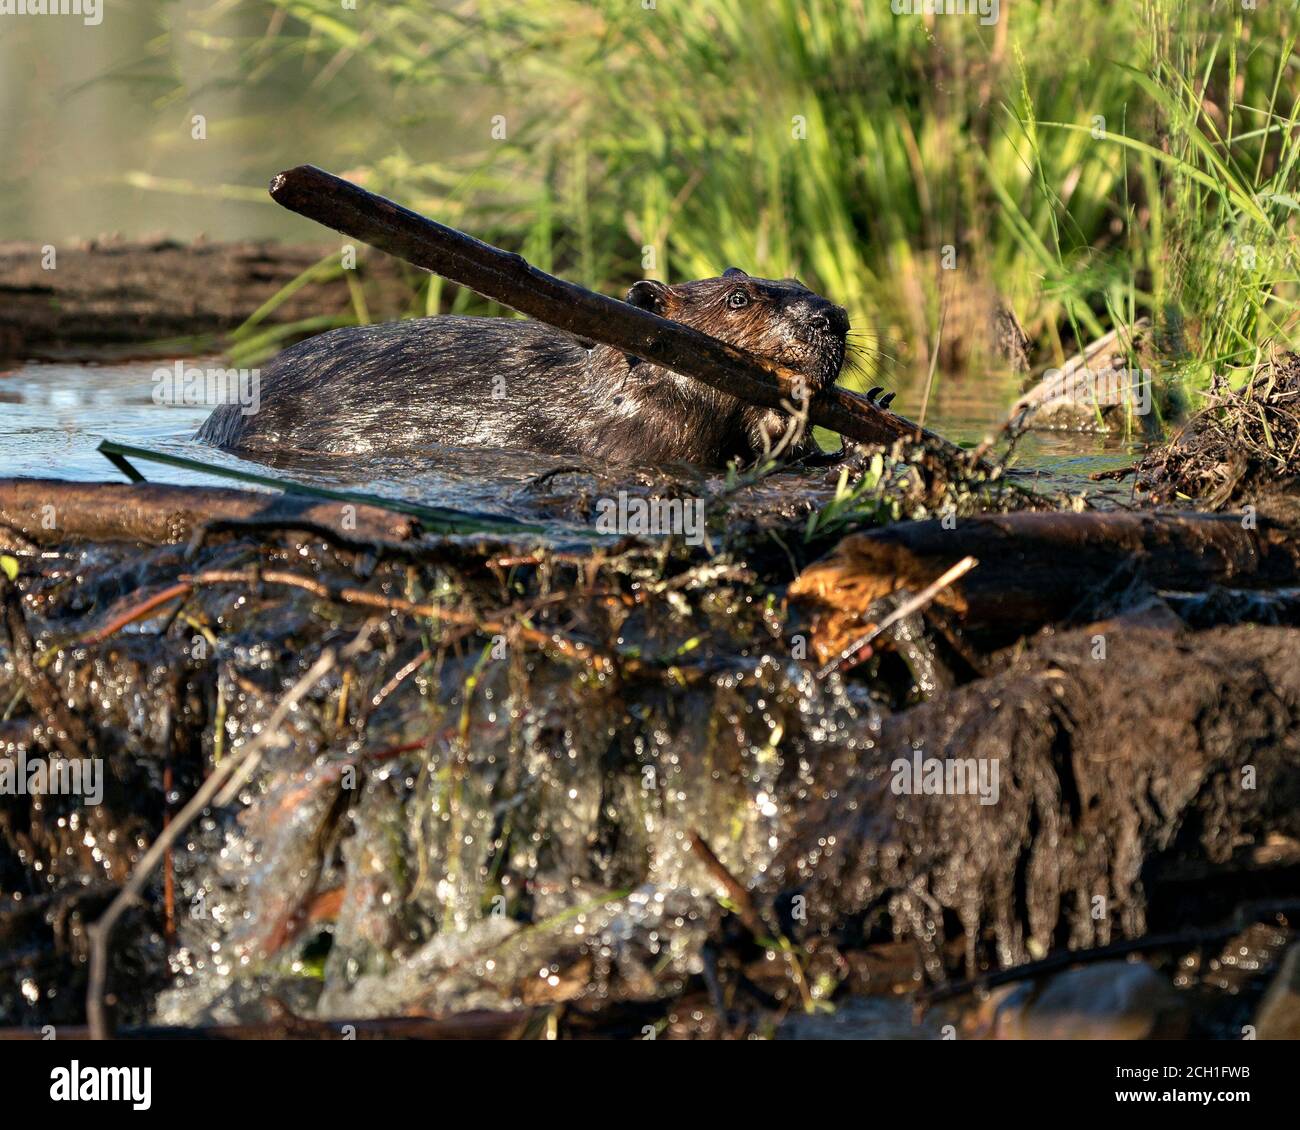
[0,239,415,364]
[3,363,1300,1039]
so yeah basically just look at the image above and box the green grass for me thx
[175,0,1299,397]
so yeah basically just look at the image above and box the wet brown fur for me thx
[197,269,849,468]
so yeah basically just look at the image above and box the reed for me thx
[178,0,1298,392]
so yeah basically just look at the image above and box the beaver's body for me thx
[197,270,849,467]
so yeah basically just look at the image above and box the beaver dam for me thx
[0,350,1297,1040]
[2,174,1300,1040]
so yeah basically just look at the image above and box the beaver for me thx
[196,268,850,468]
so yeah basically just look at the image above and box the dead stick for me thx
[687,831,766,939]
[269,165,951,451]
[80,581,193,646]
[687,830,815,1013]
[818,555,979,677]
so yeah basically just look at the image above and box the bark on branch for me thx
[268,164,949,451]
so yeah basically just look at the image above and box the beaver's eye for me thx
[727,290,750,309]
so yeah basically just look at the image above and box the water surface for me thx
[0,358,1148,510]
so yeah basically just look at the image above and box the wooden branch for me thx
[790,510,1300,649]
[268,165,950,451]
[0,479,418,548]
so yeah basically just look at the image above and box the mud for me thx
[780,625,1300,973]
[1,423,1298,1038]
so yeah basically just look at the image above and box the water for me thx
[1,360,214,484]
[0,358,1148,506]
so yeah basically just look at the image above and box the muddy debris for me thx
[1136,350,1300,516]
[1,424,1298,1038]
[777,625,1300,968]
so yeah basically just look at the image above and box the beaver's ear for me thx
[723,267,749,279]
[626,279,673,314]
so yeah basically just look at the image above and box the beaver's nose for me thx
[808,304,849,336]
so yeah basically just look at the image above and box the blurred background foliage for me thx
[1,0,1297,387]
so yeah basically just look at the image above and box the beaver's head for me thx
[625,268,849,392]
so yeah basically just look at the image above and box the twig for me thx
[917,289,948,427]
[687,831,765,938]
[371,648,433,710]
[817,555,979,678]
[79,581,193,646]
[687,831,815,1014]
[187,568,612,671]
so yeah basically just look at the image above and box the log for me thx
[0,479,418,548]
[790,509,1300,653]
[0,238,413,362]
[268,164,949,451]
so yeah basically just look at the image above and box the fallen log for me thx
[268,165,949,452]
[0,239,413,362]
[1010,319,1156,432]
[789,509,1300,655]
[0,478,418,548]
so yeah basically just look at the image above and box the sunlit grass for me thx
[165,0,1299,398]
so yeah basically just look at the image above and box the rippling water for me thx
[0,358,1149,507]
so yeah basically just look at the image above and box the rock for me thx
[992,960,1187,1040]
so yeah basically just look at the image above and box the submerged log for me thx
[790,509,1300,655]
[0,479,418,548]
[0,238,412,362]
[268,164,950,451]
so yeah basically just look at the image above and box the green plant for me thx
[158,0,1299,399]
